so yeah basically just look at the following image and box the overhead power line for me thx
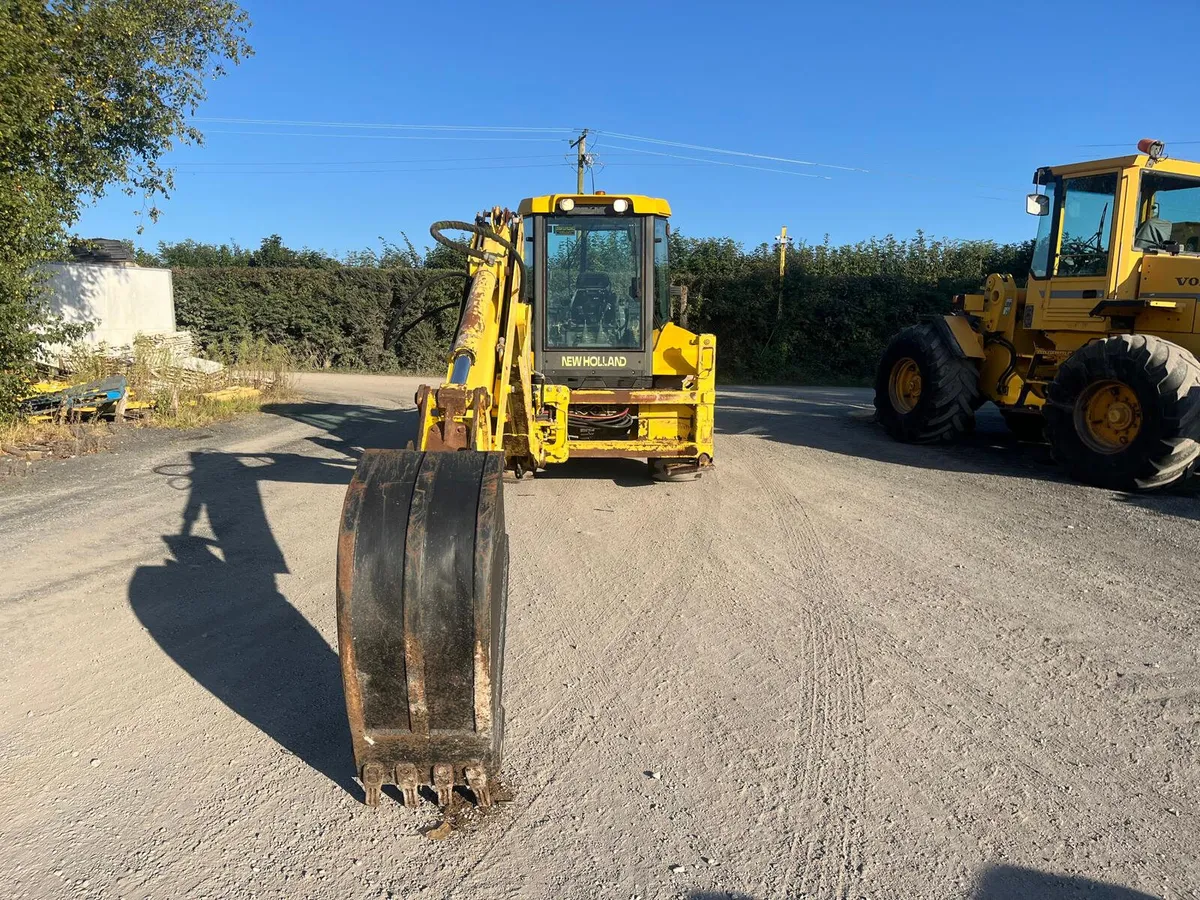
[195,117,578,134]
[172,161,580,176]
[596,129,868,173]
[190,117,1021,193]
[173,153,574,167]
[170,160,788,177]
[600,143,830,179]
[598,130,1022,194]
[203,129,569,143]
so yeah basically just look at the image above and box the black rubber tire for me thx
[874,323,980,443]
[1044,334,1200,490]
[648,458,704,482]
[1000,409,1046,443]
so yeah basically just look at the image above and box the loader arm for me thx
[337,211,530,810]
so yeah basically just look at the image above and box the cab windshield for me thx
[544,217,642,349]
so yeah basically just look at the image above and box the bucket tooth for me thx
[362,763,386,808]
[433,763,455,807]
[464,764,492,808]
[395,763,421,809]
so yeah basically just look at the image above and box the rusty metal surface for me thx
[420,385,492,452]
[449,268,498,367]
[336,449,508,808]
[568,389,701,405]
[568,442,700,459]
[650,454,714,481]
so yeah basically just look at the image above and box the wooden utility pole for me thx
[570,129,590,193]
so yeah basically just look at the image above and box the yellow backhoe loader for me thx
[336,193,716,806]
[876,139,1200,491]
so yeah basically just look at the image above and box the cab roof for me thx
[1038,154,1200,181]
[518,193,671,216]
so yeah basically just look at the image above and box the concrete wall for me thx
[42,262,176,347]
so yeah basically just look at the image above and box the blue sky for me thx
[76,0,1200,258]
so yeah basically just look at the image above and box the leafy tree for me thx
[345,236,424,269]
[152,238,252,268]
[249,234,338,269]
[0,0,251,417]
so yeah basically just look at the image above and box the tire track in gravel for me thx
[787,466,1200,896]
[444,468,726,897]
[721,441,867,900]
[838,515,1200,819]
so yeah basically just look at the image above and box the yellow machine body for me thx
[876,141,1200,492]
[337,193,715,811]
[940,150,1200,409]
[415,194,716,476]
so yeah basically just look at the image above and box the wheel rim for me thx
[1074,379,1142,453]
[888,357,922,413]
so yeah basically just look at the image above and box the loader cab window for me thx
[1056,173,1118,277]
[545,217,643,349]
[1137,172,1200,252]
[523,220,535,301]
[1030,181,1056,279]
[654,218,670,329]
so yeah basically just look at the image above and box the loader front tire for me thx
[1045,334,1200,490]
[874,323,980,443]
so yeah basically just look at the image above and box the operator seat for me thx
[570,272,615,323]
[1135,203,1172,250]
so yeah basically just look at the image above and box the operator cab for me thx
[1017,140,1200,336]
[519,193,671,388]
[1026,140,1200,285]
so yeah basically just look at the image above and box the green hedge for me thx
[171,232,1035,383]
[172,267,464,371]
[673,233,1034,383]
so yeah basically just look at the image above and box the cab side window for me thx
[1138,173,1200,253]
[1057,173,1118,277]
[653,218,669,329]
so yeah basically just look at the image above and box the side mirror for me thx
[1026,193,1050,216]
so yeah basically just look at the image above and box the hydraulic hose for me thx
[430,220,527,385]
[386,270,471,349]
[429,220,527,281]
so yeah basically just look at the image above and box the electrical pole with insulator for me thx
[570,129,590,193]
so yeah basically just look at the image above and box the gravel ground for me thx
[1,372,1196,900]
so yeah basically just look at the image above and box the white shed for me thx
[41,261,176,347]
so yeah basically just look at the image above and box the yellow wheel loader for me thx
[876,139,1200,491]
[337,193,716,807]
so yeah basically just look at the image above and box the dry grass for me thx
[60,335,297,428]
[1,419,111,469]
[3,338,297,469]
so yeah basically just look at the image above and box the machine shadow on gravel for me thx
[127,402,417,799]
[716,388,1200,516]
[684,865,1157,899]
[530,456,658,487]
[973,864,1160,899]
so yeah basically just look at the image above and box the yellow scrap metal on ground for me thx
[876,139,1200,490]
[336,193,716,807]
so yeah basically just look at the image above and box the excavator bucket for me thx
[337,449,507,808]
